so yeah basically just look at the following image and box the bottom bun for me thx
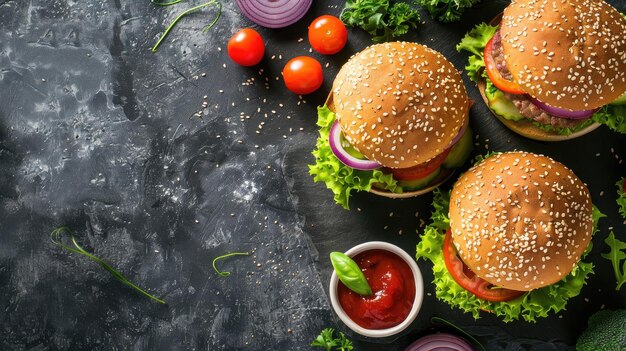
[370,168,455,199]
[477,80,601,142]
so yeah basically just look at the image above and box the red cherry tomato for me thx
[390,149,451,181]
[442,229,525,302]
[227,28,265,66]
[282,56,324,95]
[308,15,348,55]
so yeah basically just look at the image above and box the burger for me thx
[416,152,601,322]
[457,0,626,141]
[310,42,473,209]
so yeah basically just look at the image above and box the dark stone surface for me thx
[0,0,624,350]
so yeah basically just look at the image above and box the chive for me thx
[50,227,166,304]
[151,0,221,53]
[151,0,183,6]
[431,316,486,351]
[212,252,250,277]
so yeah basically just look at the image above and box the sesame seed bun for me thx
[500,0,626,110]
[476,80,602,141]
[325,93,456,199]
[331,42,469,169]
[449,152,593,291]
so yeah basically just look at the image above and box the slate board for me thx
[0,1,624,350]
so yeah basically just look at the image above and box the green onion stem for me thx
[50,227,166,304]
[431,317,486,351]
[212,252,250,277]
[151,0,221,52]
[151,0,183,6]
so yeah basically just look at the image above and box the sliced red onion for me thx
[329,121,382,171]
[447,116,469,150]
[405,333,474,351]
[235,0,312,28]
[527,96,598,120]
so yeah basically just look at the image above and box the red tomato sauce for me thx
[337,249,415,329]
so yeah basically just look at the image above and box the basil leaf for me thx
[330,252,373,296]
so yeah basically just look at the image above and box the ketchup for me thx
[337,249,415,329]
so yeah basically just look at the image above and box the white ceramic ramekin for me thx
[329,241,424,338]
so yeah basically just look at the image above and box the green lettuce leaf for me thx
[617,178,626,219]
[416,187,597,322]
[340,0,421,43]
[456,23,497,82]
[591,104,626,134]
[309,106,402,209]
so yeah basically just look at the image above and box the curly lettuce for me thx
[309,106,402,209]
[456,22,497,82]
[592,104,626,134]
[457,22,626,135]
[416,186,599,322]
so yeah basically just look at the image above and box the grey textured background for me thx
[0,1,625,350]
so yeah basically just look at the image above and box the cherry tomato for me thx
[282,56,324,95]
[308,15,348,55]
[442,229,525,302]
[390,149,451,181]
[227,28,265,66]
[484,35,525,95]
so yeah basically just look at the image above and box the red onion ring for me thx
[235,0,312,28]
[329,121,382,171]
[405,333,474,351]
[446,116,470,150]
[527,96,598,120]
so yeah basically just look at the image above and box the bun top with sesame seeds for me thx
[449,152,593,291]
[331,42,469,169]
[500,0,626,110]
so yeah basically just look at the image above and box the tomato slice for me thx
[390,149,451,181]
[484,35,525,95]
[442,229,525,302]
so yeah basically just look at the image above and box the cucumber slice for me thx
[443,126,473,169]
[610,91,626,106]
[485,81,524,121]
[397,167,441,190]
[340,134,366,159]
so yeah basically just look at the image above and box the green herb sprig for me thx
[50,227,166,304]
[340,0,421,43]
[616,178,626,219]
[330,252,372,296]
[311,328,354,351]
[212,252,250,277]
[602,232,626,290]
[417,0,482,23]
[152,0,222,52]
[151,0,183,6]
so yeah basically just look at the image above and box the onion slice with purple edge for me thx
[446,116,469,150]
[405,333,474,351]
[235,0,312,28]
[329,121,382,170]
[527,96,598,120]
